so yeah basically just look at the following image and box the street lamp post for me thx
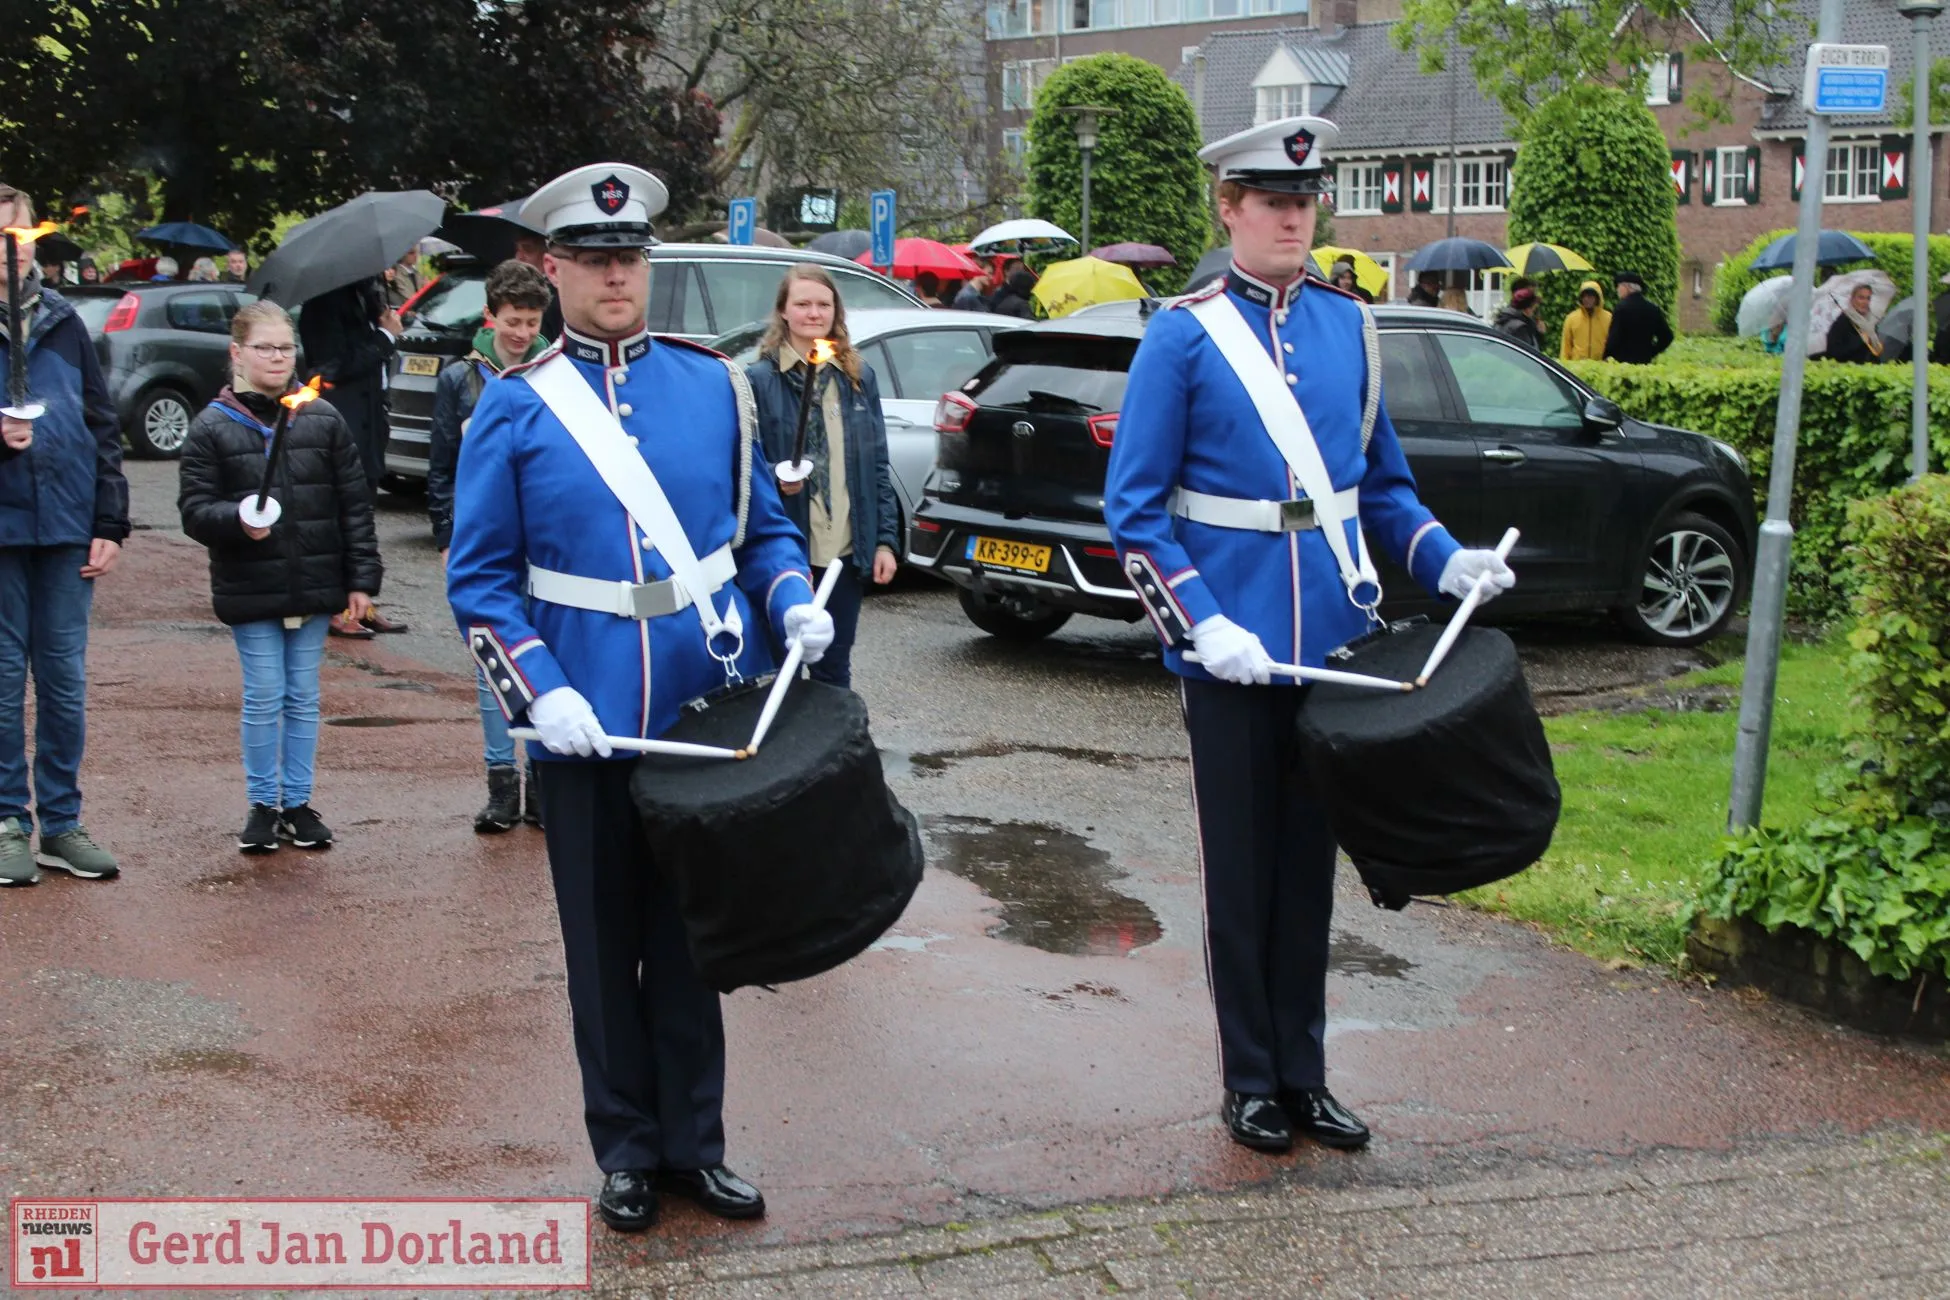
[1059,105,1118,253]
[1901,0,1943,483]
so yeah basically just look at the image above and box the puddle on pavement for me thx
[902,741,1146,775]
[1329,931,1416,979]
[924,815,1161,957]
[149,1047,259,1076]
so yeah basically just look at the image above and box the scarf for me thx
[467,325,548,373]
[0,263,43,337]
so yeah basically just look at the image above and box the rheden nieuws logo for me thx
[10,1197,589,1290]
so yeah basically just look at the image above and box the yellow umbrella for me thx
[1309,246,1387,297]
[1505,243,1593,275]
[1031,256,1148,319]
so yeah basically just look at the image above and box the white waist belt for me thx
[1172,486,1360,533]
[527,543,738,620]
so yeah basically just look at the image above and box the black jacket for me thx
[1492,306,1545,352]
[177,388,383,625]
[1826,314,1882,364]
[989,270,1038,319]
[426,355,491,551]
[1604,292,1673,364]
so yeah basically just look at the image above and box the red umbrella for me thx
[855,238,981,278]
[1089,242,1177,269]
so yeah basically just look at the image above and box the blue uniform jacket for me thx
[1104,268,1460,678]
[444,327,815,756]
[0,285,131,548]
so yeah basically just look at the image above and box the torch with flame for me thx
[777,337,838,486]
[3,223,62,421]
[239,375,328,530]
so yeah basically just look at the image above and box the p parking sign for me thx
[1803,44,1890,116]
[869,191,897,270]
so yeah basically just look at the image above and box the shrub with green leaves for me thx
[1024,54,1210,297]
[1508,86,1680,340]
[1564,359,1950,620]
[1700,477,1950,983]
[1710,229,1950,337]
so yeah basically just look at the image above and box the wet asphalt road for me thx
[2,463,1945,1281]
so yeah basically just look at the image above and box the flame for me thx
[2,222,59,247]
[808,337,837,366]
[281,374,327,411]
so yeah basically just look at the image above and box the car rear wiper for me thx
[998,388,1101,414]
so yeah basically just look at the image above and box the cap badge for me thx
[591,174,630,216]
[1283,129,1316,167]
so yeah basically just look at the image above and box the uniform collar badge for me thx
[591,174,630,216]
[563,324,653,367]
[1226,264,1302,311]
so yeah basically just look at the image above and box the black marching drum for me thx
[1295,622,1561,910]
[629,679,925,992]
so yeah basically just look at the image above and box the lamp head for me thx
[1899,0,1945,18]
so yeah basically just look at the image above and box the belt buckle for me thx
[1278,498,1317,531]
[629,579,686,620]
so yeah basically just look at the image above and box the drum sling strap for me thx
[522,352,745,664]
[1186,291,1383,615]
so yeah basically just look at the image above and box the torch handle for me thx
[4,233,26,410]
[789,360,819,469]
[253,405,294,511]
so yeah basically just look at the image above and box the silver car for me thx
[710,308,1009,532]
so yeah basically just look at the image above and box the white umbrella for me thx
[1735,275,1794,338]
[1807,268,1896,357]
[969,218,1077,257]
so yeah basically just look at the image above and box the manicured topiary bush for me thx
[1508,86,1680,342]
[1709,229,1950,337]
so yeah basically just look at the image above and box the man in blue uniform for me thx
[1104,118,1514,1155]
[445,163,833,1231]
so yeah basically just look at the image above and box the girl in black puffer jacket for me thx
[178,301,382,855]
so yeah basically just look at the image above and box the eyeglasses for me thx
[563,249,648,271]
[243,343,298,359]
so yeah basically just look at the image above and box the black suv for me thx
[907,305,1758,649]
[68,283,273,458]
[382,245,923,483]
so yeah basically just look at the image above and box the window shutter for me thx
[1381,158,1405,214]
[1701,150,1717,206]
[1671,149,1692,205]
[1409,158,1434,212]
[1669,53,1684,103]
[1880,135,1911,200]
[1744,145,1761,205]
[1791,140,1805,201]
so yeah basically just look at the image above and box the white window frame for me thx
[1433,157,1507,214]
[1001,128,1027,166]
[1333,162,1385,216]
[1644,55,1673,106]
[1371,252,1398,302]
[1823,140,1881,203]
[1000,58,1056,111]
[1715,146,1748,204]
[1255,84,1309,124]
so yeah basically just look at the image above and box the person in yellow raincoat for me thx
[1559,279,1611,361]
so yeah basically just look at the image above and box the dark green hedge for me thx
[1709,229,1950,337]
[1564,359,1950,620]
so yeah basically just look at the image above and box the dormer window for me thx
[1250,43,1345,124]
[1256,84,1310,122]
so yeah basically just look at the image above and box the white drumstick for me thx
[508,728,742,760]
[1182,651,1412,692]
[745,559,848,755]
[1416,526,1520,687]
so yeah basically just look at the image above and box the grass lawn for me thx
[1458,635,1851,969]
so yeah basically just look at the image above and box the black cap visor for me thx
[1222,169,1331,196]
[547,221,660,249]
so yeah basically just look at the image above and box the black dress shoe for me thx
[1221,1091,1293,1153]
[656,1164,766,1220]
[597,1170,657,1232]
[1282,1087,1372,1150]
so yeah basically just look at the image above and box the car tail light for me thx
[102,293,140,332]
[934,391,977,433]
[913,519,942,533]
[1087,412,1119,448]
[1084,545,1119,558]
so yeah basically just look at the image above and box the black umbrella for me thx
[438,198,543,266]
[1186,245,1232,291]
[1749,230,1875,272]
[32,233,84,266]
[248,190,445,306]
[807,229,872,259]
[1405,238,1514,274]
[137,221,233,253]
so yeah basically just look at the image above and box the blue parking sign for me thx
[727,197,757,246]
[870,190,897,269]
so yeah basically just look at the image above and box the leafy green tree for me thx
[1896,57,1950,127]
[1394,0,1805,130]
[1024,54,1210,296]
[1507,86,1680,343]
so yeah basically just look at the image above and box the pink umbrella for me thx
[1089,242,1177,269]
[854,239,981,278]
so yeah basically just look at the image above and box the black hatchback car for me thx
[907,304,1757,649]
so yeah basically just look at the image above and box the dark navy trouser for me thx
[535,760,726,1173]
[1181,676,1339,1095]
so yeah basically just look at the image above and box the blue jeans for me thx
[231,616,331,808]
[0,545,96,835]
[475,667,515,768]
[807,559,864,690]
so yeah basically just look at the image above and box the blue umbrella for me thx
[136,222,232,252]
[1405,237,1514,274]
[807,229,872,259]
[1748,229,1876,271]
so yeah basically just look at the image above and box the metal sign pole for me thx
[1728,0,1845,830]
[1906,1,1942,482]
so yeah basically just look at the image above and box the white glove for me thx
[1189,614,1274,686]
[527,686,612,758]
[783,603,835,665]
[1439,549,1517,603]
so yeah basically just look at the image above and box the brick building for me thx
[1153,0,1941,331]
